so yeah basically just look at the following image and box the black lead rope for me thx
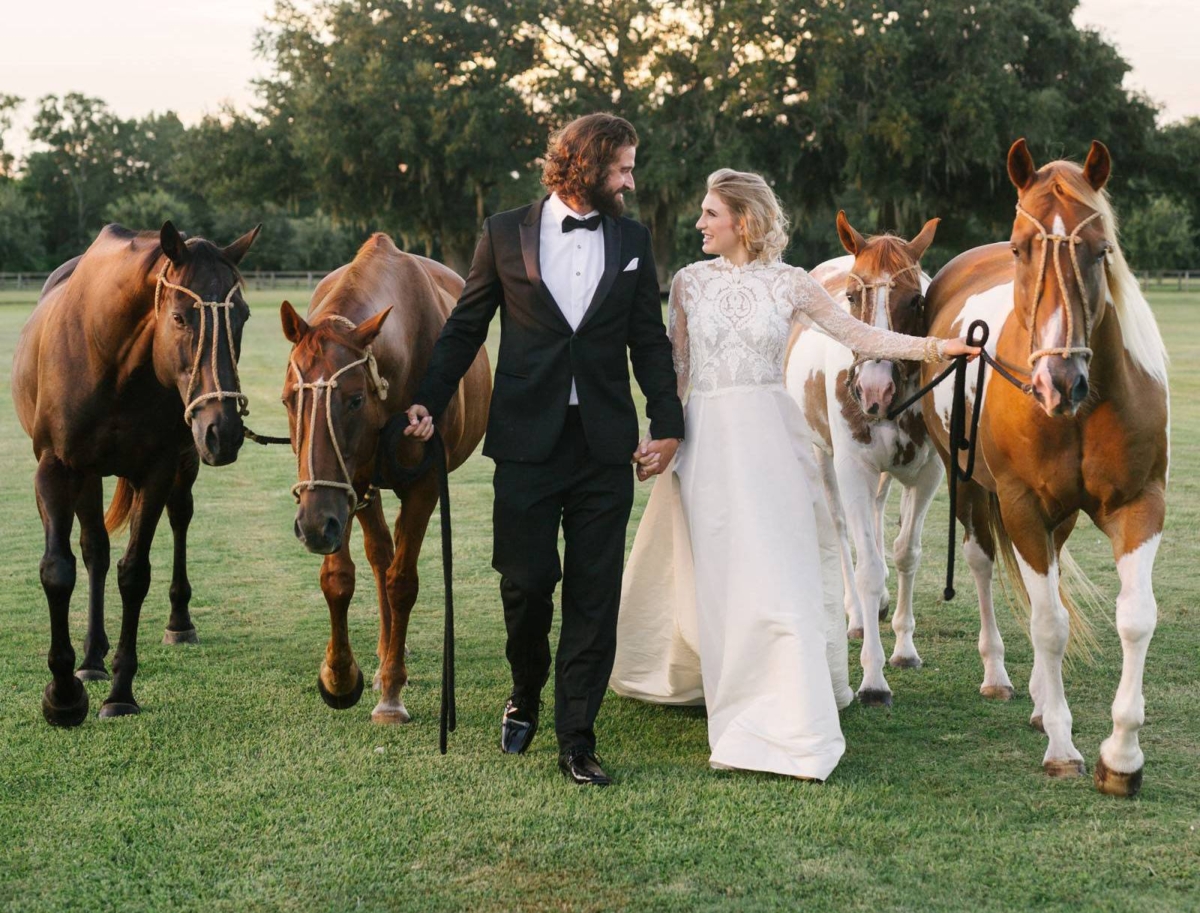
[373,417,455,754]
[243,427,292,446]
[886,319,1016,601]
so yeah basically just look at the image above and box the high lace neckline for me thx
[708,255,777,274]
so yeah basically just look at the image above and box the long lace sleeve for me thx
[789,266,946,363]
[667,270,690,400]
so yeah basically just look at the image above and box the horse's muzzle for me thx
[294,499,349,555]
[192,409,245,466]
[1031,354,1090,417]
[854,360,898,418]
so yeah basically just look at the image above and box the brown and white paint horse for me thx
[279,233,489,724]
[786,213,943,705]
[923,140,1168,796]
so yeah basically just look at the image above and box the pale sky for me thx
[1,0,1196,156]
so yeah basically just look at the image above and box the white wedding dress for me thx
[610,256,944,780]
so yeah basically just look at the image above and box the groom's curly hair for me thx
[541,113,638,205]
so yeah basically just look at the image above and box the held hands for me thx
[943,337,982,360]
[403,404,435,441]
[633,437,680,482]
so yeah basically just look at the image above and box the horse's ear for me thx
[1082,140,1111,191]
[223,224,262,265]
[906,217,940,261]
[160,221,188,266]
[1007,138,1037,191]
[353,306,392,348]
[280,300,309,344]
[836,210,866,255]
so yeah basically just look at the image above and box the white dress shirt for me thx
[540,192,605,405]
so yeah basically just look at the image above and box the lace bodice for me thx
[668,258,945,396]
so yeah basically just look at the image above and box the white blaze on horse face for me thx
[936,281,1013,427]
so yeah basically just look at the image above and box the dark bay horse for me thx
[12,221,261,725]
[922,140,1169,796]
[786,213,944,705]
[279,233,489,724]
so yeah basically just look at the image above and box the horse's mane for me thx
[1045,165,1168,385]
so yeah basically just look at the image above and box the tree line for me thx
[2,0,1198,281]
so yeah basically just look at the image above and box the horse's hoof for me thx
[75,666,110,682]
[1030,714,1045,733]
[1044,758,1086,778]
[98,700,141,719]
[162,627,198,645]
[889,655,922,670]
[857,689,893,708]
[370,701,411,725]
[317,668,364,710]
[980,685,1015,701]
[847,627,864,641]
[1094,756,1142,797]
[42,680,89,727]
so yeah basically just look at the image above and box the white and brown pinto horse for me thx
[279,233,490,724]
[786,213,943,705]
[923,140,1168,796]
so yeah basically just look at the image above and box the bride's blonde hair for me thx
[706,168,790,262]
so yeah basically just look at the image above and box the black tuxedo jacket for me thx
[415,197,685,465]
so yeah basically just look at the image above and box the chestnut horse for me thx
[279,233,489,724]
[786,212,943,705]
[12,221,260,725]
[922,140,1168,796]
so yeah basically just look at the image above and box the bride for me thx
[610,169,977,780]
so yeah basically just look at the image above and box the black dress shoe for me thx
[500,698,539,754]
[558,748,613,786]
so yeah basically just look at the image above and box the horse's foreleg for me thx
[101,463,174,717]
[374,476,439,725]
[356,498,395,693]
[960,488,1014,700]
[816,447,861,638]
[839,459,892,706]
[873,473,893,622]
[317,530,363,710]
[76,473,112,681]
[1006,506,1084,777]
[1095,496,1163,797]
[889,457,942,669]
[35,454,88,726]
[163,448,200,645]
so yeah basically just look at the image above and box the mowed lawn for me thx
[0,282,1197,913]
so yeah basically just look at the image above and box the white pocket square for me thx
[623,258,639,272]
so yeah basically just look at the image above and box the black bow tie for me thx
[562,214,602,233]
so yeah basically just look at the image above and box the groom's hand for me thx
[634,437,680,481]
[403,404,435,441]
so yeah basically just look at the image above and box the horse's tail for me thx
[104,478,134,534]
[985,492,1101,665]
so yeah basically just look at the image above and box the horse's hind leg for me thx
[960,485,1014,700]
[355,498,397,701]
[873,473,893,622]
[815,446,861,638]
[163,448,200,645]
[100,462,174,717]
[317,527,364,710]
[35,454,88,726]
[76,473,111,681]
[888,458,942,669]
[1095,494,1164,797]
[372,475,439,725]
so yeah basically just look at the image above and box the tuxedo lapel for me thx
[519,198,573,334]
[576,215,622,332]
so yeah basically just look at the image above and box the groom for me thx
[404,113,683,786]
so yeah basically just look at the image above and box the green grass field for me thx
[0,284,1197,912]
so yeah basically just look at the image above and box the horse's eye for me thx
[1011,244,1020,259]
[346,394,365,412]
[1096,243,1110,263]
[172,312,187,327]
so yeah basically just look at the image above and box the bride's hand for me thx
[943,337,981,360]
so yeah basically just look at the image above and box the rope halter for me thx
[155,267,250,425]
[844,262,924,398]
[1013,203,1104,367]
[288,315,390,512]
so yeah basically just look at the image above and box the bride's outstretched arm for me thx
[789,266,946,363]
[668,270,691,400]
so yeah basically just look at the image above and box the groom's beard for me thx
[590,184,628,219]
